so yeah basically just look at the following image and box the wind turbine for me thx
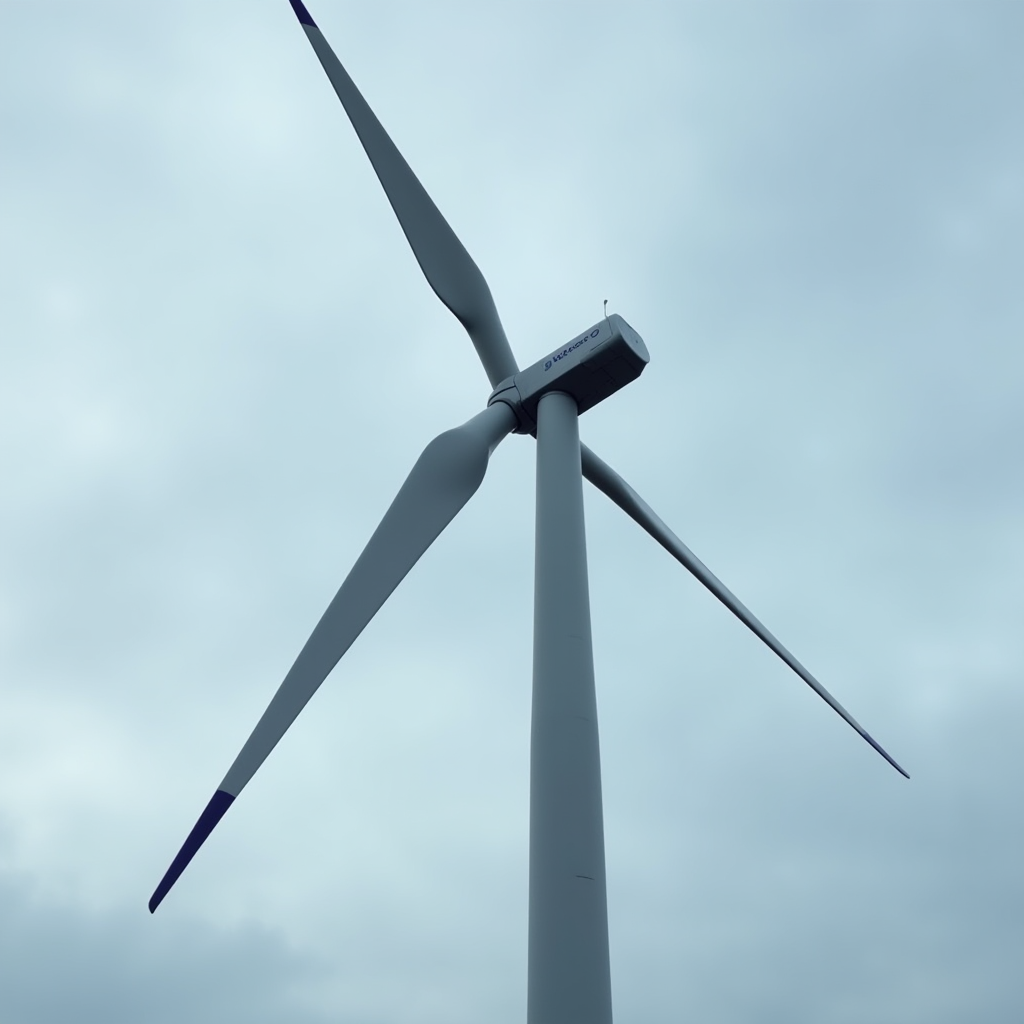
[149,2,908,1020]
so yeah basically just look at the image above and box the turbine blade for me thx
[286,0,518,389]
[580,444,909,779]
[149,403,517,912]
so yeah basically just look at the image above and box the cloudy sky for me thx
[1,1,1021,1021]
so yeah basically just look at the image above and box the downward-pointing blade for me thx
[149,403,517,912]
[286,1,518,389]
[581,445,909,779]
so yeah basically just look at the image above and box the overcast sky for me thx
[1,1,1022,1021]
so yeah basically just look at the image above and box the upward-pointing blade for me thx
[580,445,909,778]
[149,403,517,912]
[287,0,519,389]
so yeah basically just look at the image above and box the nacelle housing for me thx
[489,313,649,433]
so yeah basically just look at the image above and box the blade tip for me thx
[865,731,910,779]
[288,0,317,27]
[148,789,235,912]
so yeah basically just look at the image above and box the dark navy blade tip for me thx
[288,0,317,27]
[148,789,235,913]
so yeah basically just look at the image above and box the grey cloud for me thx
[0,871,336,1024]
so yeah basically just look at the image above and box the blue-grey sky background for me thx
[1,2,1021,1021]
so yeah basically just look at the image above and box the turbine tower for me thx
[149,4,907,1021]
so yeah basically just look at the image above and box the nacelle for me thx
[488,313,649,433]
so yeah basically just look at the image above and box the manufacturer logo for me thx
[544,328,601,371]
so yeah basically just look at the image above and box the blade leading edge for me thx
[149,403,517,912]
[581,444,908,779]
[287,0,519,389]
